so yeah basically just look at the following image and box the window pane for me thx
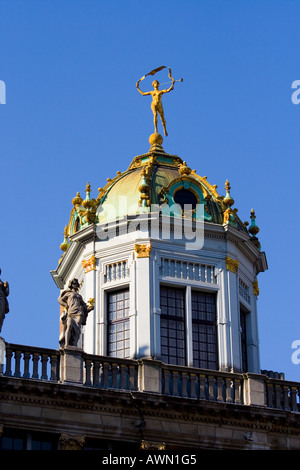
[160,286,186,366]
[192,291,217,369]
[108,288,130,359]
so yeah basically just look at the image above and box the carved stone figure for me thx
[0,269,9,333]
[58,278,94,348]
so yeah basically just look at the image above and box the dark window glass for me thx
[174,189,197,213]
[160,286,186,366]
[0,430,26,450]
[107,289,130,358]
[192,291,217,369]
[240,308,248,372]
[31,432,57,450]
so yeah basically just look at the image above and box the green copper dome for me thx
[60,133,256,260]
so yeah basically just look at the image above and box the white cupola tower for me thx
[51,130,267,375]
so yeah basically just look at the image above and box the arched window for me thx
[174,189,197,215]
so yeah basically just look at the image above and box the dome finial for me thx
[223,179,234,207]
[249,209,260,236]
[72,192,83,207]
[149,132,164,152]
[60,225,70,252]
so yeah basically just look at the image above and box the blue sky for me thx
[0,0,299,381]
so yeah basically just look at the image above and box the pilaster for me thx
[81,254,96,354]
[135,243,151,358]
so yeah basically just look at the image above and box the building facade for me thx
[0,132,299,451]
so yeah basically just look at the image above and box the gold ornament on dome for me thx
[136,66,183,138]
[178,161,191,176]
[72,192,83,207]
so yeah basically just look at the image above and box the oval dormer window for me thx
[174,189,197,214]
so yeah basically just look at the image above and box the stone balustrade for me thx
[1,342,299,413]
[2,343,60,381]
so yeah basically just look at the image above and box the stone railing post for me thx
[243,373,267,406]
[59,346,84,385]
[0,337,5,375]
[138,358,162,394]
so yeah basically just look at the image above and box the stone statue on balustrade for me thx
[0,269,9,334]
[58,278,94,348]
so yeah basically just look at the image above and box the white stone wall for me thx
[54,217,264,373]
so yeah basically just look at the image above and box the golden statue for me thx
[136,66,182,137]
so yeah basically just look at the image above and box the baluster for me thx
[199,374,206,400]
[50,354,59,381]
[172,371,179,396]
[120,364,127,389]
[205,265,208,283]
[216,376,224,402]
[190,373,197,399]
[32,353,40,379]
[5,347,13,376]
[14,350,22,377]
[111,363,118,387]
[234,379,242,404]
[23,351,31,378]
[186,263,190,280]
[92,360,100,386]
[181,372,188,397]
[84,358,92,386]
[41,354,48,380]
[208,375,215,400]
[129,365,136,390]
[225,378,233,403]
[102,362,110,387]
[163,369,171,395]
[291,387,298,412]
[282,385,289,410]
[275,384,282,409]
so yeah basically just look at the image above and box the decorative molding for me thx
[59,433,85,450]
[253,280,259,296]
[104,260,129,283]
[160,257,216,284]
[225,255,239,274]
[239,279,251,304]
[82,255,96,273]
[135,243,151,258]
[141,440,166,450]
